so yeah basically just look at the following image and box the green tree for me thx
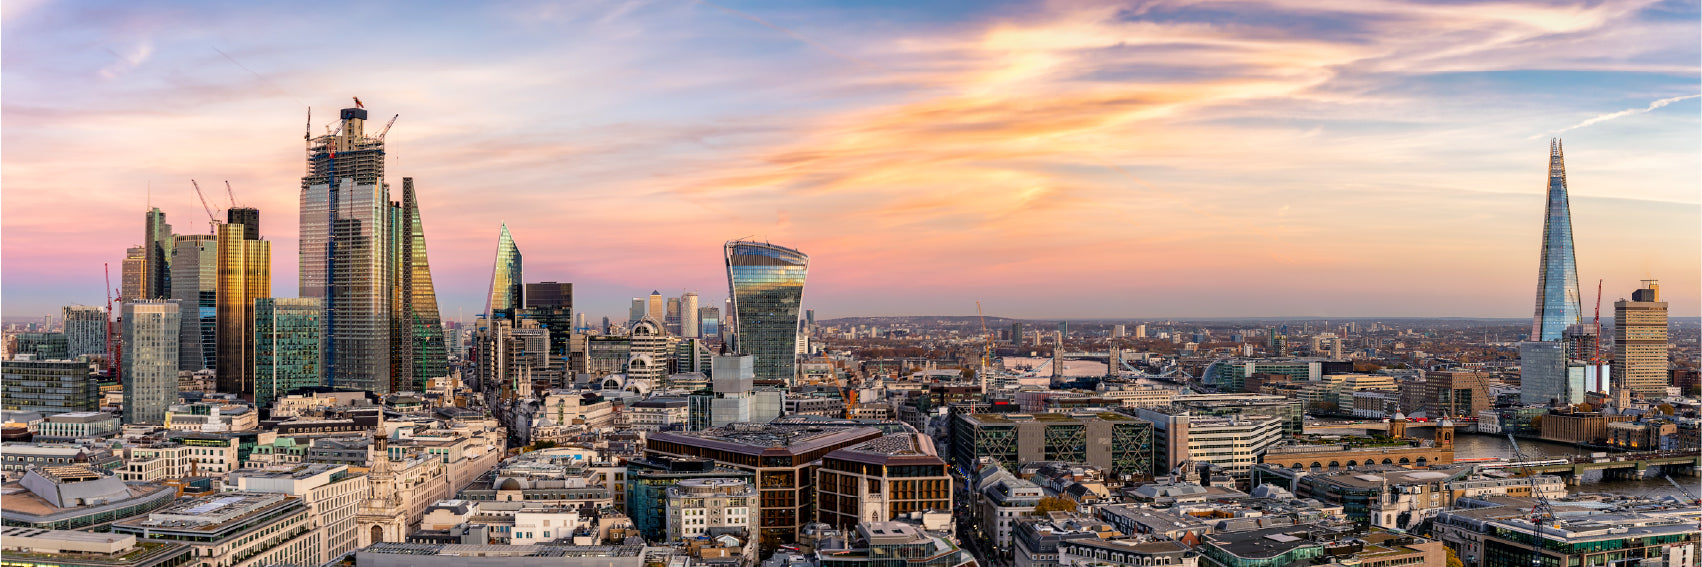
[1032,496,1077,515]
[1657,403,1675,416]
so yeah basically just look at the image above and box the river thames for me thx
[1419,430,1697,501]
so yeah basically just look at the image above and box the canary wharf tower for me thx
[1531,139,1582,342]
[725,240,809,383]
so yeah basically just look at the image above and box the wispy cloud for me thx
[1534,93,1702,138]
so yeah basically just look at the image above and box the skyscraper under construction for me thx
[300,102,446,395]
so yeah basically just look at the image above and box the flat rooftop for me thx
[650,425,881,457]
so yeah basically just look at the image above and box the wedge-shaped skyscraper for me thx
[485,224,522,321]
[1530,139,1582,342]
[394,178,449,392]
[724,240,809,383]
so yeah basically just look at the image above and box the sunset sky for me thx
[3,0,1698,321]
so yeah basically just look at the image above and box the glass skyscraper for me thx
[724,240,809,383]
[302,105,393,393]
[485,224,522,321]
[216,216,270,399]
[123,300,180,425]
[170,234,218,371]
[255,298,321,408]
[61,305,108,359]
[396,179,449,393]
[1531,139,1581,342]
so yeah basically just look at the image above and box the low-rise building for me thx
[1057,535,1197,567]
[0,527,194,567]
[666,478,755,541]
[353,542,654,567]
[815,521,976,567]
[817,433,951,529]
[1,464,177,530]
[228,464,369,563]
[111,492,320,567]
[34,411,120,440]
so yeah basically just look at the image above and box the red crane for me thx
[105,263,122,385]
[1592,279,1604,392]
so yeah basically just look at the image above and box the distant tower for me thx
[629,298,645,325]
[681,292,700,338]
[648,291,665,323]
[170,234,218,372]
[216,211,271,401]
[485,224,523,321]
[122,300,181,425]
[143,208,174,299]
[1435,419,1454,448]
[1613,281,1668,399]
[1530,139,1582,342]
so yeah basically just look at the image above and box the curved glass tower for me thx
[725,240,809,383]
[1531,139,1581,342]
[486,224,523,321]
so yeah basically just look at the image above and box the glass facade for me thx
[1531,139,1581,342]
[255,298,322,408]
[123,300,181,425]
[216,221,271,399]
[143,208,173,300]
[302,107,391,393]
[1,359,97,415]
[62,305,108,359]
[170,234,218,371]
[724,241,809,383]
[486,224,522,321]
[398,179,449,392]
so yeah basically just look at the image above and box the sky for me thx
[3,0,1698,322]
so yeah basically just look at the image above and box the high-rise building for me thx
[665,297,683,336]
[12,333,68,360]
[2,359,98,415]
[681,292,700,339]
[629,299,646,325]
[171,234,218,371]
[226,207,260,240]
[216,218,271,400]
[1134,324,1147,339]
[648,291,665,323]
[1530,139,1582,342]
[521,281,573,366]
[485,224,522,321]
[121,246,146,301]
[61,306,108,359]
[1058,321,1069,339]
[1614,281,1669,399]
[143,208,174,299]
[123,300,180,424]
[725,240,809,383]
[1520,341,1573,406]
[302,105,395,394]
[1011,322,1025,345]
[805,309,815,328]
[698,307,720,340]
[255,298,322,408]
[394,179,449,393]
[1112,324,1126,338]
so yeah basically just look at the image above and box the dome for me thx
[497,478,524,491]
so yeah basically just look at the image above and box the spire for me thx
[1531,138,1582,342]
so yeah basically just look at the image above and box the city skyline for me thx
[3,1,1699,320]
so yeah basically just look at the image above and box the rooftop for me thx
[650,425,881,457]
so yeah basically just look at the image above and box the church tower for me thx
[356,434,407,546]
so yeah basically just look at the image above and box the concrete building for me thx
[626,456,755,543]
[1134,408,1281,480]
[664,478,755,541]
[354,542,654,567]
[0,527,193,567]
[122,300,180,425]
[816,521,977,567]
[816,433,951,529]
[35,412,119,440]
[61,306,108,359]
[971,463,1044,551]
[1614,281,1670,399]
[950,412,1156,481]
[112,492,321,567]
[230,463,370,563]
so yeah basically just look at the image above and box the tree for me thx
[1445,547,1464,567]
[1032,496,1077,515]
[1575,402,1595,413]
[1657,403,1675,416]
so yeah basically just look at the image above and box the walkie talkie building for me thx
[725,240,809,383]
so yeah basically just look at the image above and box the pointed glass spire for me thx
[400,180,448,388]
[485,224,523,320]
[1532,139,1582,341]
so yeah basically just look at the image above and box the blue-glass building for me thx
[485,224,522,321]
[724,240,809,383]
[1531,139,1581,342]
[255,297,322,408]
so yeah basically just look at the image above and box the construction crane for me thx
[224,180,240,208]
[1663,475,1700,505]
[190,180,218,233]
[375,114,399,143]
[104,263,121,385]
[975,302,994,393]
[1507,434,1557,566]
[1590,279,1605,393]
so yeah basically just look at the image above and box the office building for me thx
[61,306,107,359]
[216,216,271,399]
[122,300,180,425]
[664,478,755,541]
[1530,139,1582,342]
[255,298,323,408]
[1133,324,1146,339]
[629,298,646,325]
[681,292,700,339]
[395,179,449,393]
[816,433,951,529]
[229,464,370,563]
[1112,324,1126,338]
[1614,281,1669,399]
[143,207,173,299]
[1520,341,1570,406]
[12,333,68,361]
[112,491,322,567]
[2,360,98,415]
[1011,322,1025,345]
[0,528,195,567]
[648,291,665,323]
[699,306,720,339]
[950,412,1156,481]
[521,281,573,366]
[626,456,755,542]
[1135,408,1281,479]
[817,521,978,567]
[665,296,683,335]
[645,424,884,553]
[485,223,523,321]
[725,240,810,383]
[169,234,218,371]
[121,246,146,301]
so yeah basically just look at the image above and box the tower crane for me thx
[1507,434,1557,566]
[190,180,218,233]
[375,114,399,143]
[1590,279,1605,394]
[105,263,121,385]
[224,180,240,208]
[1662,475,1699,505]
[976,302,994,393]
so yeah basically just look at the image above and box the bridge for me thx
[1303,420,1447,434]
[1501,450,1701,485]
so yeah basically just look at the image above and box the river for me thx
[1413,430,1695,501]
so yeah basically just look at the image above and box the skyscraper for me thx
[226,207,260,240]
[1614,281,1668,399]
[485,224,522,321]
[1530,139,1582,342]
[395,179,448,393]
[302,104,394,393]
[699,306,720,339]
[522,281,573,365]
[61,305,108,359]
[123,300,180,425]
[143,208,173,299]
[255,298,322,408]
[216,217,271,400]
[170,234,218,371]
[629,298,646,325]
[666,297,683,335]
[724,240,809,383]
[681,292,700,339]
[121,246,146,301]
[648,291,664,323]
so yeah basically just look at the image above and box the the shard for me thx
[1531,139,1582,342]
